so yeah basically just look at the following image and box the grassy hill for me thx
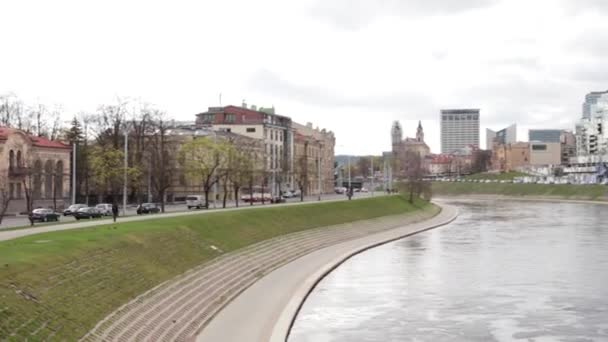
[0,196,433,341]
[432,181,608,200]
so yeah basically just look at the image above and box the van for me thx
[95,203,113,216]
[186,195,207,209]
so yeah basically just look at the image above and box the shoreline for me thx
[196,203,458,342]
[434,194,608,205]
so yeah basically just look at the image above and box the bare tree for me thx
[146,109,173,212]
[180,137,225,208]
[0,172,12,224]
[401,151,429,203]
[293,154,309,202]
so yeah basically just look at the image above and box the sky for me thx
[1,0,607,155]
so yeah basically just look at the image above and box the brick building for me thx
[0,127,71,213]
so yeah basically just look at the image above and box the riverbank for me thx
[0,195,430,341]
[432,181,608,201]
[197,204,457,342]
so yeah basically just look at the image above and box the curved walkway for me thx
[198,204,457,342]
[81,205,452,342]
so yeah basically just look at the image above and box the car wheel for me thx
[76,217,80,220]
[43,217,47,222]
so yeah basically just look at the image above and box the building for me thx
[486,124,516,150]
[560,130,576,164]
[582,90,608,119]
[391,121,431,176]
[576,92,608,156]
[292,122,335,196]
[196,103,293,194]
[0,127,71,213]
[529,129,562,143]
[492,142,530,172]
[440,109,480,153]
[195,103,335,196]
[529,142,561,166]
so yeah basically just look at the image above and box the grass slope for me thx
[0,196,432,341]
[432,182,608,200]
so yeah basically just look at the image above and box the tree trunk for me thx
[160,189,166,213]
[222,179,228,209]
[234,186,240,208]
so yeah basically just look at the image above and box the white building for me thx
[486,124,516,150]
[576,93,608,156]
[440,109,480,154]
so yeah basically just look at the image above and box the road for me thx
[0,192,378,241]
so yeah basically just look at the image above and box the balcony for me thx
[8,166,29,177]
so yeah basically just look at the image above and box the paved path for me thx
[0,193,371,242]
[81,205,451,342]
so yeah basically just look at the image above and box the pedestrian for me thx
[112,203,119,222]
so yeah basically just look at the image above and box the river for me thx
[289,199,608,342]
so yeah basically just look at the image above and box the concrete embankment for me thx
[434,194,608,205]
[196,204,458,342]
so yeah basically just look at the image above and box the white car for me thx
[95,203,113,216]
[187,195,207,209]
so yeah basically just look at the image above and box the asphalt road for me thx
[0,192,376,231]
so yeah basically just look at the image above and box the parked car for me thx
[137,203,161,214]
[292,189,302,198]
[74,207,103,220]
[360,187,369,193]
[29,208,60,222]
[282,190,296,198]
[186,195,208,209]
[95,203,113,216]
[63,204,87,216]
[334,187,347,194]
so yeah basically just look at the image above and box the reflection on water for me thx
[289,199,608,342]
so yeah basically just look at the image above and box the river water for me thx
[289,199,608,342]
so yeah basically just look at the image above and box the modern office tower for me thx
[440,109,480,154]
[486,124,517,150]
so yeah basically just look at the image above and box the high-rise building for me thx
[440,109,480,154]
[576,95,608,156]
[486,124,516,150]
[582,90,608,119]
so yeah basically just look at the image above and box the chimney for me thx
[251,104,257,111]
[306,122,313,128]
[242,99,247,108]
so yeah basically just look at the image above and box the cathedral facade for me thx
[391,121,431,176]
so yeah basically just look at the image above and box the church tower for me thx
[391,121,403,152]
[416,120,424,142]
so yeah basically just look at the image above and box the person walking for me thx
[112,203,119,222]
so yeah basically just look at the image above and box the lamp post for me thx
[72,143,76,204]
[370,156,374,197]
[123,125,128,217]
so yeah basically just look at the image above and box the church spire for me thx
[416,121,424,142]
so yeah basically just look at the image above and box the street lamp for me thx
[123,122,129,217]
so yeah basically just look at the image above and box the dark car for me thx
[136,203,161,215]
[29,208,60,222]
[63,204,87,216]
[74,207,103,220]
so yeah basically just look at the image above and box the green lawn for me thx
[0,196,433,341]
[463,171,529,180]
[432,181,608,200]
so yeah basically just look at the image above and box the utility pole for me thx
[72,143,77,204]
[123,126,128,216]
[212,130,217,209]
[318,152,322,201]
[348,155,351,190]
[371,156,374,197]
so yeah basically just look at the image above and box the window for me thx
[246,127,256,133]
[16,183,22,199]
[201,114,215,123]
[532,144,547,151]
[225,114,236,123]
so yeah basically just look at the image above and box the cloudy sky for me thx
[1,0,607,154]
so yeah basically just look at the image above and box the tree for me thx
[357,156,371,178]
[0,173,12,224]
[293,154,309,202]
[146,110,173,212]
[179,137,226,208]
[90,147,139,203]
[400,151,429,203]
